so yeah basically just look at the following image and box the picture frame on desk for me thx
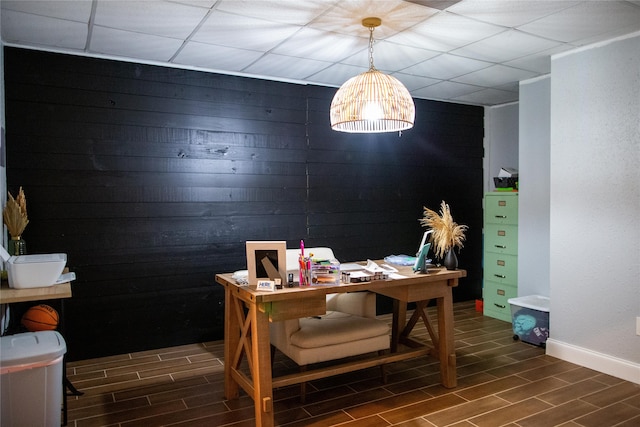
[246,241,286,288]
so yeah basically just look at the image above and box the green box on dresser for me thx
[483,192,518,322]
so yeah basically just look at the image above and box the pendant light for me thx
[330,17,415,133]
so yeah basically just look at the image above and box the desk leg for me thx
[437,291,456,388]
[249,302,274,427]
[391,299,407,353]
[223,286,240,400]
[223,287,274,426]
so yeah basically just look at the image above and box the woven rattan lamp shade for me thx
[330,69,415,133]
[330,17,415,134]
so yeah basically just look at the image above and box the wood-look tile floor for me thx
[66,301,640,426]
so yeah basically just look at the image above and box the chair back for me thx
[286,247,335,271]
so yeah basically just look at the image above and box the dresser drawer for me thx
[484,252,518,285]
[485,193,518,225]
[484,223,518,255]
[483,282,517,322]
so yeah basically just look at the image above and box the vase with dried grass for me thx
[419,201,468,270]
[3,187,29,255]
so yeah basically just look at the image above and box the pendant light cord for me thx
[368,26,376,70]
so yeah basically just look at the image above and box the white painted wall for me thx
[1,28,8,334]
[483,103,518,194]
[518,76,551,298]
[1,36,5,196]
[546,32,640,383]
[1,36,6,238]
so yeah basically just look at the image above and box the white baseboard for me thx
[546,338,640,384]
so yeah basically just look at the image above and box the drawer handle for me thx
[494,303,506,309]
[494,274,506,278]
[494,245,507,249]
[494,215,507,218]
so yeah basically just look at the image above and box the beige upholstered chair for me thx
[270,248,390,402]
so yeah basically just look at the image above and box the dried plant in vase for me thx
[3,187,29,254]
[419,201,467,269]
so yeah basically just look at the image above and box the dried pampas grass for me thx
[419,201,467,259]
[3,187,29,238]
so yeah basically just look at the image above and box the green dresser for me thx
[483,192,518,322]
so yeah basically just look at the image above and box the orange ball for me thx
[21,304,59,332]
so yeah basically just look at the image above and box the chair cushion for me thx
[290,311,389,349]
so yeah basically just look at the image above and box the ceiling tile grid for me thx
[2,0,640,106]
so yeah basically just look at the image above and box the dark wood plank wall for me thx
[3,47,483,361]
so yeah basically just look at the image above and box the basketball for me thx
[21,304,59,332]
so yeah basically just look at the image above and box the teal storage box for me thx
[508,295,550,347]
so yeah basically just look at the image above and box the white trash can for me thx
[1,331,67,426]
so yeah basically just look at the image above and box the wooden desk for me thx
[215,263,466,427]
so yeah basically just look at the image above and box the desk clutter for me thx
[231,245,413,291]
[297,259,395,286]
[232,243,442,291]
[298,256,340,286]
[288,245,402,287]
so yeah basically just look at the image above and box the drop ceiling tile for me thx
[394,73,441,91]
[447,0,580,27]
[404,0,461,11]
[193,10,302,51]
[1,10,88,50]
[401,53,492,80]
[172,0,217,7]
[412,80,483,100]
[341,41,440,72]
[387,11,506,52]
[519,1,640,44]
[453,29,563,63]
[454,87,518,105]
[493,81,520,93]
[452,64,537,87]
[95,0,209,39]
[308,63,368,87]
[1,0,93,21]
[504,45,574,73]
[272,27,366,62]
[173,41,265,72]
[308,0,439,38]
[90,26,184,62]
[243,53,333,80]
[385,73,425,93]
[493,80,524,92]
[216,0,335,25]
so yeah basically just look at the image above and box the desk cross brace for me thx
[224,288,274,425]
[230,296,254,376]
[400,299,439,352]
